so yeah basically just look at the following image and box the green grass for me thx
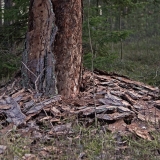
[0,130,31,159]
[0,49,22,86]
[84,37,160,86]
[0,123,160,160]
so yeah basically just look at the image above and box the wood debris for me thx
[0,145,7,154]
[0,70,160,140]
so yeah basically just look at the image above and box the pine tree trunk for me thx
[53,0,82,98]
[22,0,57,95]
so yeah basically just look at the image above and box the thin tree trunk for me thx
[96,0,99,15]
[0,0,2,26]
[4,0,12,25]
[119,9,123,60]
[53,0,82,98]
[22,0,57,95]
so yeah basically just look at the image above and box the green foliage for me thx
[1,124,160,159]
[0,51,21,80]
[105,30,133,43]
[0,0,160,87]
[83,0,160,86]
[0,0,29,47]
[84,51,118,70]
[0,0,29,83]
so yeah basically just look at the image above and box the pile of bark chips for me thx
[0,70,160,140]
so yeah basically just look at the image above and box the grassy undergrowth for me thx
[0,50,21,86]
[0,123,160,160]
[84,39,160,86]
[0,36,160,87]
[0,36,160,159]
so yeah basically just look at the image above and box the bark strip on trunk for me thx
[53,0,82,98]
[22,0,57,95]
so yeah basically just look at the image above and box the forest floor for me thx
[0,70,160,160]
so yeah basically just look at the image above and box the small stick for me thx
[21,61,37,78]
[35,68,45,94]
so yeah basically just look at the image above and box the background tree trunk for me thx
[4,0,12,25]
[53,0,82,98]
[22,0,57,95]
[0,0,2,26]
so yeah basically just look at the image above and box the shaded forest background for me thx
[0,0,160,86]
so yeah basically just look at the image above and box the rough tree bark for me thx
[53,0,82,98]
[22,0,82,98]
[22,0,57,95]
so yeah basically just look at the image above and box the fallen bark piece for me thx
[121,94,135,105]
[133,104,143,111]
[39,116,52,122]
[154,100,160,109]
[23,100,35,112]
[126,91,142,100]
[0,96,26,125]
[50,107,61,115]
[7,110,25,125]
[76,105,117,116]
[20,94,32,102]
[74,107,94,115]
[11,88,25,98]
[43,146,57,152]
[53,123,72,132]
[0,124,14,135]
[13,96,22,102]
[98,98,123,106]
[22,154,39,160]
[113,112,134,120]
[26,103,43,115]
[31,130,43,139]
[97,105,117,113]
[4,96,11,103]
[127,122,152,141]
[48,123,73,135]
[97,112,134,121]
[25,96,61,114]
[108,119,127,133]
[122,101,131,107]
[100,81,117,88]
[0,145,7,154]
[138,113,159,124]
[96,114,113,121]
[113,76,147,90]
[117,106,132,113]
[143,85,159,93]
[110,91,123,97]
[118,83,129,89]
[42,95,61,105]
[60,105,71,111]
[105,92,122,101]
[0,99,6,105]
[0,104,11,110]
